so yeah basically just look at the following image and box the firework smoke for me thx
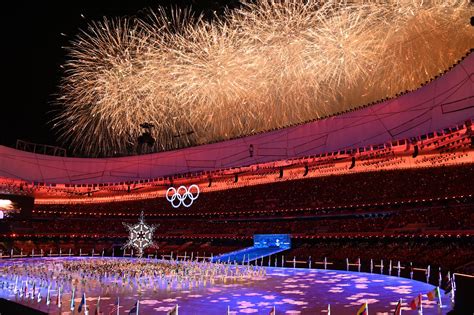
[54,1,474,157]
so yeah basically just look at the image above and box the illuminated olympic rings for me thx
[165,184,200,208]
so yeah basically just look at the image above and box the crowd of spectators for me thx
[2,164,473,276]
[9,200,474,237]
[33,164,474,217]
[284,238,474,273]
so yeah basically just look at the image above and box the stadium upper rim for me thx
[38,48,474,158]
[0,48,473,185]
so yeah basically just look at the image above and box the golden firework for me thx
[54,1,474,157]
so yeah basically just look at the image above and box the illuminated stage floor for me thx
[0,258,451,314]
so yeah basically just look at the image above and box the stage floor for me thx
[0,257,451,314]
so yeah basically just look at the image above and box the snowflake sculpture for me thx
[122,211,158,257]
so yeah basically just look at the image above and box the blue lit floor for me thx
[0,258,451,314]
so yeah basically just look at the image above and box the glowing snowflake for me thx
[122,211,158,257]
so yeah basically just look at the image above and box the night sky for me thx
[0,0,238,149]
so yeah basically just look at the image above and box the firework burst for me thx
[54,0,474,157]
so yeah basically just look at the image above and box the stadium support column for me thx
[411,138,419,158]
[465,120,473,147]
[349,156,356,169]
[303,163,309,177]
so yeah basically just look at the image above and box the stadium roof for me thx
[0,52,473,184]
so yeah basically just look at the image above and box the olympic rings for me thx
[165,184,200,208]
